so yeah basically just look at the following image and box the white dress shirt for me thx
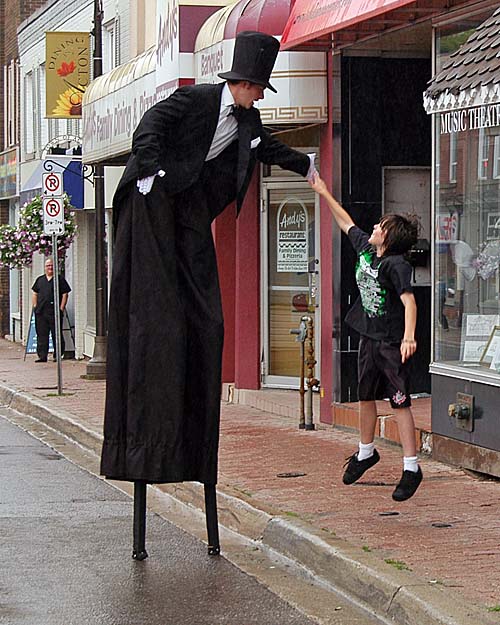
[205,83,239,161]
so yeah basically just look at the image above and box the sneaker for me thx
[342,448,380,485]
[35,358,47,363]
[392,466,423,501]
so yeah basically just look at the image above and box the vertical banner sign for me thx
[277,199,309,272]
[156,0,180,92]
[0,148,18,199]
[436,212,459,242]
[46,32,90,119]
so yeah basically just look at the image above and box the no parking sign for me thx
[43,196,65,234]
[42,172,63,196]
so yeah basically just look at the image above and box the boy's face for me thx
[368,222,386,248]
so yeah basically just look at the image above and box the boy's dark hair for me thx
[379,213,420,256]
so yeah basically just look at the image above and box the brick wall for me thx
[0,0,46,336]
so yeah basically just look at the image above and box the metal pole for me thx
[86,0,107,379]
[204,484,220,556]
[132,481,148,561]
[52,235,63,395]
[299,340,305,429]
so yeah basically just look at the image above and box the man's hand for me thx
[306,153,318,182]
[137,169,165,195]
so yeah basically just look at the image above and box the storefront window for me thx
[434,11,500,376]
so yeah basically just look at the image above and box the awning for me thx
[82,47,160,164]
[281,0,442,51]
[195,0,328,124]
[424,6,500,114]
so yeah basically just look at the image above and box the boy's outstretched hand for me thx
[309,172,328,196]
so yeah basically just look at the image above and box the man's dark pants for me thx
[35,309,65,360]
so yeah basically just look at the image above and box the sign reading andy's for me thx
[156,0,180,91]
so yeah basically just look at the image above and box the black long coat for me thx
[101,82,309,485]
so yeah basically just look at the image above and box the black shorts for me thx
[358,336,411,409]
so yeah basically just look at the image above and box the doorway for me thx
[261,180,320,388]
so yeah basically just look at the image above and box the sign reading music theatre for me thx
[440,104,500,134]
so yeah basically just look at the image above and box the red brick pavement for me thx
[1,339,499,609]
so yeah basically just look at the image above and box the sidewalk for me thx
[0,338,499,625]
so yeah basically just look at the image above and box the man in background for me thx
[32,257,71,362]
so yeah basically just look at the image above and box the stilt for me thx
[204,484,220,555]
[132,480,148,560]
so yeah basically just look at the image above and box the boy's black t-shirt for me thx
[345,226,413,342]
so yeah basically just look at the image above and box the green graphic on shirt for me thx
[355,250,387,318]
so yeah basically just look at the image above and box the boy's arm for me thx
[400,291,417,363]
[309,174,355,233]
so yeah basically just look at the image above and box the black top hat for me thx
[218,31,279,93]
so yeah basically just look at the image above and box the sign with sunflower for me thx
[46,32,90,119]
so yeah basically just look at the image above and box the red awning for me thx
[281,0,421,50]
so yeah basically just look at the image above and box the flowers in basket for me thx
[473,240,500,280]
[0,194,77,269]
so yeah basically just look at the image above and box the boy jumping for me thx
[310,173,422,501]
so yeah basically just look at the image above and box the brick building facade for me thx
[0,0,46,336]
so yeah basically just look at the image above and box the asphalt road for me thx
[0,407,389,625]
[0,414,320,625]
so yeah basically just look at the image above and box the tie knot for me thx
[230,104,243,121]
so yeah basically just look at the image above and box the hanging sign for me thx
[436,212,458,242]
[277,198,309,273]
[46,32,90,119]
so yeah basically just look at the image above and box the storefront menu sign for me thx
[440,104,500,134]
[277,199,308,273]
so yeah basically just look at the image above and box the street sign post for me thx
[42,164,65,395]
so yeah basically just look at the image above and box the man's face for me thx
[45,261,54,277]
[233,82,266,109]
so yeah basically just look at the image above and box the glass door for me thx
[261,181,320,388]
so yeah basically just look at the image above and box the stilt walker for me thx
[100,31,316,558]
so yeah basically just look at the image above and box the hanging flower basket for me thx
[0,194,77,269]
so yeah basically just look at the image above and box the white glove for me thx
[306,153,318,182]
[137,169,165,195]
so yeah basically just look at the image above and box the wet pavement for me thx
[0,416,321,625]
[0,338,499,625]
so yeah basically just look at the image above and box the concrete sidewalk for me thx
[0,338,499,625]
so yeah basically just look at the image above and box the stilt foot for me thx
[208,545,220,556]
[132,549,149,561]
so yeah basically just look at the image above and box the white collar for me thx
[221,83,235,110]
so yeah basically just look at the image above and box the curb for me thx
[0,381,496,625]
